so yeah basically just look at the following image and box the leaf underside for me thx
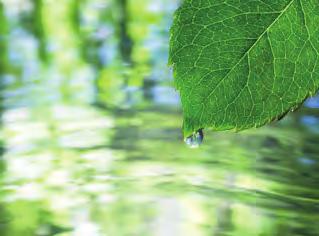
[169,0,319,137]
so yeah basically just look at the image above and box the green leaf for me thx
[169,0,319,137]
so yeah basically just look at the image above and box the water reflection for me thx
[0,0,319,235]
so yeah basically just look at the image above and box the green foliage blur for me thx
[0,0,318,236]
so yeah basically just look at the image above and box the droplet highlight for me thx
[184,129,204,148]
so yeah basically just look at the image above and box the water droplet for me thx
[184,129,204,148]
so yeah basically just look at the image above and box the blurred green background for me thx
[0,0,318,235]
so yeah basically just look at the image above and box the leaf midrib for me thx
[207,0,295,98]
